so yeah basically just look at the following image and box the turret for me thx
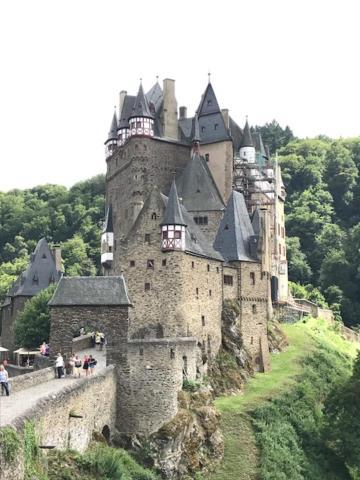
[239,118,255,163]
[161,181,187,251]
[101,205,114,270]
[105,110,118,159]
[128,81,154,138]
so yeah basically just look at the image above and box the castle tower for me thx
[101,205,114,272]
[105,110,118,159]
[239,118,255,163]
[128,81,154,138]
[161,78,178,140]
[161,180,186,251]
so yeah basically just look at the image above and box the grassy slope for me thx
[208,318,359,480]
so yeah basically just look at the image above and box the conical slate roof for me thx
[176,153,225,211]
[9,238,62,297]
[107,110,118,142]
[146,81,163,113]
[197,82,221,116]
[161,180,186,226]
[190,114,201,143]
[118,95,136,129]
[213,191,255,262]
[103,205,114,233]
[130,82,154,119]
[240,119,254,148]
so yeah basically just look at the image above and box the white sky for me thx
[1,0,360,191]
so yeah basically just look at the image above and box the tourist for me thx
[74,355,82,377]
[89,355,97,374]
[79,327,85,336]
[40,342,46,355]
[0,365,9,396]
[55,353,64,379]
[100,333,105,351]
[67,354,75,376]
[45,344,50,356]
[83,355,90,377]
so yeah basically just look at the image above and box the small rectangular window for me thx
[147,259,154,269]
[252,304,257,314]
[144,283,151,291]
[207,265,210,272]
[224,275,233,286]
[216,267,219,273]
[162,259,167,267]
[205,153,210,162]
[192,261,195,269]
[196,288,199,295]
[209,289,212,297]
[145,234,151,243]
[250,272,255,285]
[214,124,218,130]
[201,315,206,326]
[108,246,112,252]
[170,348,175,359]
[130,260,135,267]
[174,230,181,239]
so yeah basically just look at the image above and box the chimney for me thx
[179,106,187,119]
[119,90,127,115]
[221,108,230,130]
[52,245,62,273]
[162,79,178,140]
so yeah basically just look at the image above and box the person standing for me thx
[74,355,82,377]
[83,355,90,377]
[68,354,75,377]
[95,332,101,351]
[89,355,97,374]
[55,353,64,379]
[0,365,10,396]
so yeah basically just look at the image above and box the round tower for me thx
[161,181,187,251]
[128,81,154,138]
[239,118,255,163]
[105,110,118,159]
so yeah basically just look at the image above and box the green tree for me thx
[13,284,56,349]
[252,120,295,154]
[61,235,96,276]
[286,236,312,283]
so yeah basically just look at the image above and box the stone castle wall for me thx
[202,140,234,202]
[187,209,223,244]
[0,296,29,354]
[1,368,117,480]
[106,137,191,243]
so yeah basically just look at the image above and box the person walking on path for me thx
[0,365,9,396]
[99,333,105,351]
[55,353,65,379]
[89,355,97,374]
[74,355,82,377]
[67,354,75,376]
[83,355,90,377]
[95,332,101,351]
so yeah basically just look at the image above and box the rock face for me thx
[121,388,224,479]
[267,319,289,352]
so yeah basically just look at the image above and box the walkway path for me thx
[0,347,107,427]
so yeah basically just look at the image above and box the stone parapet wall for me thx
[72,333,93,352]
[9,366,55,393]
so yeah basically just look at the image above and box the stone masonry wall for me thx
[121,338,196,435]
[0,296,29,355]
[238,261,271,372]
[202,140,234,202]
[9,366,55,394]
[222,264,239,300]
[187,210,223,245]
[106,136,191,250]
[1,367,117,480]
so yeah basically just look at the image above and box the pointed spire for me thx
[103,205,114,232]
[213,191,255,262]
[191,114,201,144]
[197,82,221,116]
[107,109,118,142]
[161,180,186,226]
[131,82,154,119]
[240,118,254,148]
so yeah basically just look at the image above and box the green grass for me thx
[208,317,359,480]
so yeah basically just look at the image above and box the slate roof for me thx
[176,153,225,211]
[103,205,114,233]
[213,191,256,262]
[7,238,62,298]
[130,83,154,119]
[146,82,163,113]
[190,114,201,143]
[251,208,261,235]
[161,194,223,262]
[178,117,193,141]
[161,181,186,226]
[197,82,221,116]
[118,95,136,129]
[240,119,254,148]
[107,110,118,142]
[49,276,131,306]
[229,116,243,151]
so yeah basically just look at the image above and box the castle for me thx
[2,77,289,438]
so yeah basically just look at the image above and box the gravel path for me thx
[0,347,107,427]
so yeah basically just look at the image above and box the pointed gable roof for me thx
[197,82,221,117]
[213,191,256,262]
[118,95,136,129]
[130,82,154,119]
[9,238,62,297]
[107,110,118,142]
[103,205,114,233]
[146,81,163,113]
[161,180,186,226]
[240,119,254,148]
[176,153,225,211]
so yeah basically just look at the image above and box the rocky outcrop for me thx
[267,320,289,352]
[119,388,223,479]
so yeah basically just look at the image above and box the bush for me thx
[0,427,20,463]
[182,379,202,392]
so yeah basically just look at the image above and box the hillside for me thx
[208,317,359,480]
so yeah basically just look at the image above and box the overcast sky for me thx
[1,0,359,191]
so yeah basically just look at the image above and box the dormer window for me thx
[42,254,47,259]
[201,126,205,132]
[32,273,39,285]
[151,212,157,220]
[214,124,218,130]
[207,99,212,106]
